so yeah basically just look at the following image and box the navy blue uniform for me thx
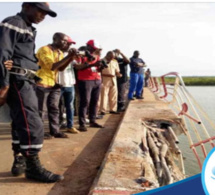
[0,13,43,156]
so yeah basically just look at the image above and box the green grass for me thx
[163,76,215,86]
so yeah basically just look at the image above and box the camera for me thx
[77,50,95,61]
[100,59,108,69]
[97,59,108,71]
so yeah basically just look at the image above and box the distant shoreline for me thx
[164,76,215,86]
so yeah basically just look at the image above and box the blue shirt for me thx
[129,57,145,74]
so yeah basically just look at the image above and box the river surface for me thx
[0,86,215,176]
[178,86,215,176]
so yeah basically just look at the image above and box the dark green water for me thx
[178,86,215,176]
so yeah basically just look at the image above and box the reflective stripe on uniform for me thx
[12,140,20,144]
[0,22,34,36]
[20,144,43,149]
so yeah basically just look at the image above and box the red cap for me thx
[86,39,102,50]
[67,36,76,44]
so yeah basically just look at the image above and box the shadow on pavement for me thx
[46,114,123,195]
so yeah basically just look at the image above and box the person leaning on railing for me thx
[0,2,64,183]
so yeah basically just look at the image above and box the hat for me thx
[86,39,102,50]
[25,2,57,17]
[67,36,76,44]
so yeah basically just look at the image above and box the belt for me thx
[11,67,26,74]
[9,66,42,83]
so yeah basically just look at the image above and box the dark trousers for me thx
[74,85,80,116]
[7,80,44,156]
[78,80,101,126]
[36,85,61,135]
[145,77,149,87]
[117,81,127,109]
[59,94,65,125]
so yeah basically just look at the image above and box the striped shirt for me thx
[0,13,38,88]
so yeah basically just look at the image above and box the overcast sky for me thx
[0,2,215,76]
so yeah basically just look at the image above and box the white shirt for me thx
[58,59,76,87]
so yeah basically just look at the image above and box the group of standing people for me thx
[0,2,150,183]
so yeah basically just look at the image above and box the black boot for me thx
[25,155,64,183]
[11,153,26,176]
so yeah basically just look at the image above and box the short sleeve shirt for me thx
[77,55,101,81]
[36,45,64,86]
[102,59,119,86]
[129,57,145,74]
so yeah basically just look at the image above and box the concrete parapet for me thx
[90,88,185,195]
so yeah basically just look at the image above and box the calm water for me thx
[0,86,215,176]
[178,86,215,176]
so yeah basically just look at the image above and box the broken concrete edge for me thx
[88,102,131,195]
[89,92,186,195]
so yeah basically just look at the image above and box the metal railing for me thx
[148,72,215,170]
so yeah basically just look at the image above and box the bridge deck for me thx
[0,107,122,195]
[0,88,182,195]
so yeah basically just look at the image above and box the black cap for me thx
[24,2,57,17]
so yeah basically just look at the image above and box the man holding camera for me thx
[74,39,103,132]
[58,36,79,134]
[0,2,64,183]
[36,32,77,139]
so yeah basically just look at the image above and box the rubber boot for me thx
[11,153,26,176]
[25,155,64,183]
